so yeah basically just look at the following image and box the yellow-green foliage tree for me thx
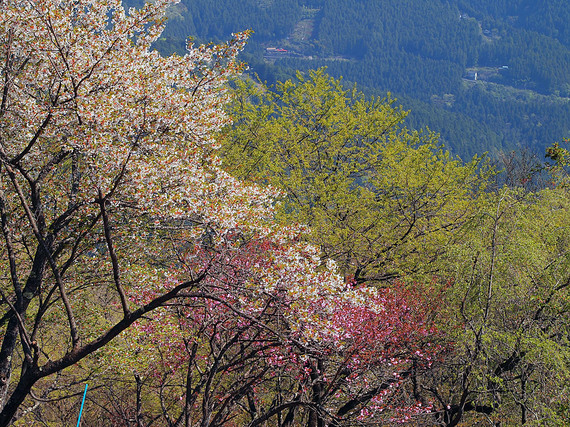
[221,69,489,283]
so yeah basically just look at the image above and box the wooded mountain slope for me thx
[123,0,570,159]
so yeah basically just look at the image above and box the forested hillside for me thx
[125,0,570,159]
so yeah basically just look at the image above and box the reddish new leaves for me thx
[118,233,445,426]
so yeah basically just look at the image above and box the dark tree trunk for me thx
[0,243,49,421]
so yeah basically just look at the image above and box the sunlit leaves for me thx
[221,69,490,283]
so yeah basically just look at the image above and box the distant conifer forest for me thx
[126,0,570,159]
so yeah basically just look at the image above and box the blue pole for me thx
[76,384,88,427]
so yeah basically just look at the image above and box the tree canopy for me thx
[222,70,489,283]
[2,1,570,425]
[0,1,444,425]
[221,71,570,425]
